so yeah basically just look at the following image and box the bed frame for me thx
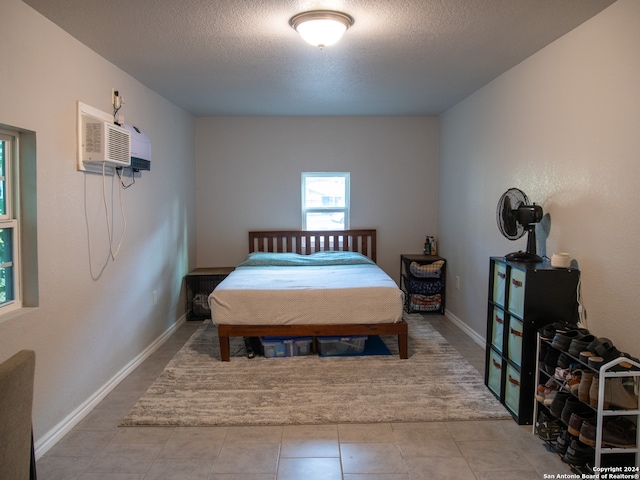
[216,229,408,361]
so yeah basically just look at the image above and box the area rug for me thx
[121,314,509,426]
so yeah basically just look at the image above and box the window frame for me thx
[0,130,21,314]
[301,172,350,231]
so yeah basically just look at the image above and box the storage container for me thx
[507,317,524,367]
[408,293,442,312]
[508,268,526,318]
[492,261,507,307]
[260,336,312,358]
[487,348,503,397]
[401,274,443,295]
[504,364,521,416]
[491,306,505,354]
[317,336,367,356]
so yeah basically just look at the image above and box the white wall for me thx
[0,0,196,453]
[438,0,640,352]
[196,116,439,280]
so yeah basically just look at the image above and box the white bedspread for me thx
[209,263,404,326]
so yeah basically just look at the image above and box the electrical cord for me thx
[102,162,126,260]
[116,166,135,189]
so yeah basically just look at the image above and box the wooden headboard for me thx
[249,229,377,263]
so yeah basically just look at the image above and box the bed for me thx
[209,229,408,361]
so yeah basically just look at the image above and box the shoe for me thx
[588,337,614,356]
[567,411,595,436]
[589,376,609,409]
[536,410,563,442]
[590,376,639,409]
[552,328,590,352]
[552,330,581,351]
[554,427,573,455]
[539,322,574,341]
[554,366,573,381]
[578,371,595,403]
[560,396,593,426]
[579,417,637,448]
[599,346,640,372]
[543,389,559,406]
[550,391,571,419]
[608,377,639,409]
[557,353,573,369]
[580,351,596,364]
[544,349,561,375]
[568,334,597,357]
[588,356,604,370]
[563,438,594,466]
[535,378,558,404]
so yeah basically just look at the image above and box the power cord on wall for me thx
[102,161,126,260]
[577,275,587,328]
[116,166,135,189]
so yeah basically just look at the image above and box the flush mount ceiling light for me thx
[289,10,354,48]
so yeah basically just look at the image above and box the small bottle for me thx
[424,236,431,256]
[431,237,437,255]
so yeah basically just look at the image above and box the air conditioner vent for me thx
[106,125,131,165]
[78,105,131,169]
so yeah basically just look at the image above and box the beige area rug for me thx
[121,314,509,426]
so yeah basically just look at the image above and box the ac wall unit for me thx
[80,112,131,168]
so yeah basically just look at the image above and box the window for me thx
[0,131,20,313]
[302,172,350,230]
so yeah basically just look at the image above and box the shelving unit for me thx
[485,257,580,424]
[399,254,446,314]
[533,335,639,470]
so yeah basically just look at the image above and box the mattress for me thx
[209,251,404,326]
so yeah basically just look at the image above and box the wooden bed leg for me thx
[398,333,408,359]
[219,336,231,362]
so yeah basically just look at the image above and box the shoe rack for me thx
[533,335,640,470]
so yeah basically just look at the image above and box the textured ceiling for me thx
[23,0,614,116]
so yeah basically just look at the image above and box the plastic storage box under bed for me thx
[317,336,367,356]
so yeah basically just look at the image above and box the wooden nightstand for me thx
[185,267,235,320]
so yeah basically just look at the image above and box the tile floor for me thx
[37,315,573,479]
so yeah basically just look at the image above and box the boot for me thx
[608,377,639,409]
[589,376,639,410]
[579,371,594,403]
[589,376,608,409]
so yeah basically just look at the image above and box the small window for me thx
[302,172,350,230]
[0,132,20,313]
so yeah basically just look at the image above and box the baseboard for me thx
[443,308,485,348]
[34,314,186,458]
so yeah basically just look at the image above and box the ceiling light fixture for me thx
[289,10,354,49]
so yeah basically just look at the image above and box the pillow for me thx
[237,251,375,267]
[409,260,444,278]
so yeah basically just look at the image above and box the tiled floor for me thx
[37,315,573,479]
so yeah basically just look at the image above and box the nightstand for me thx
[185,267,234,320]
[400,254,446,314]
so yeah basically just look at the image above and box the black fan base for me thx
[504,251,543,263]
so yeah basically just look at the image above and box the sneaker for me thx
[535,378,557,403]
[537,410,563,442]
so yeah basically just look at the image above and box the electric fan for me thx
[496,188,543,262]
